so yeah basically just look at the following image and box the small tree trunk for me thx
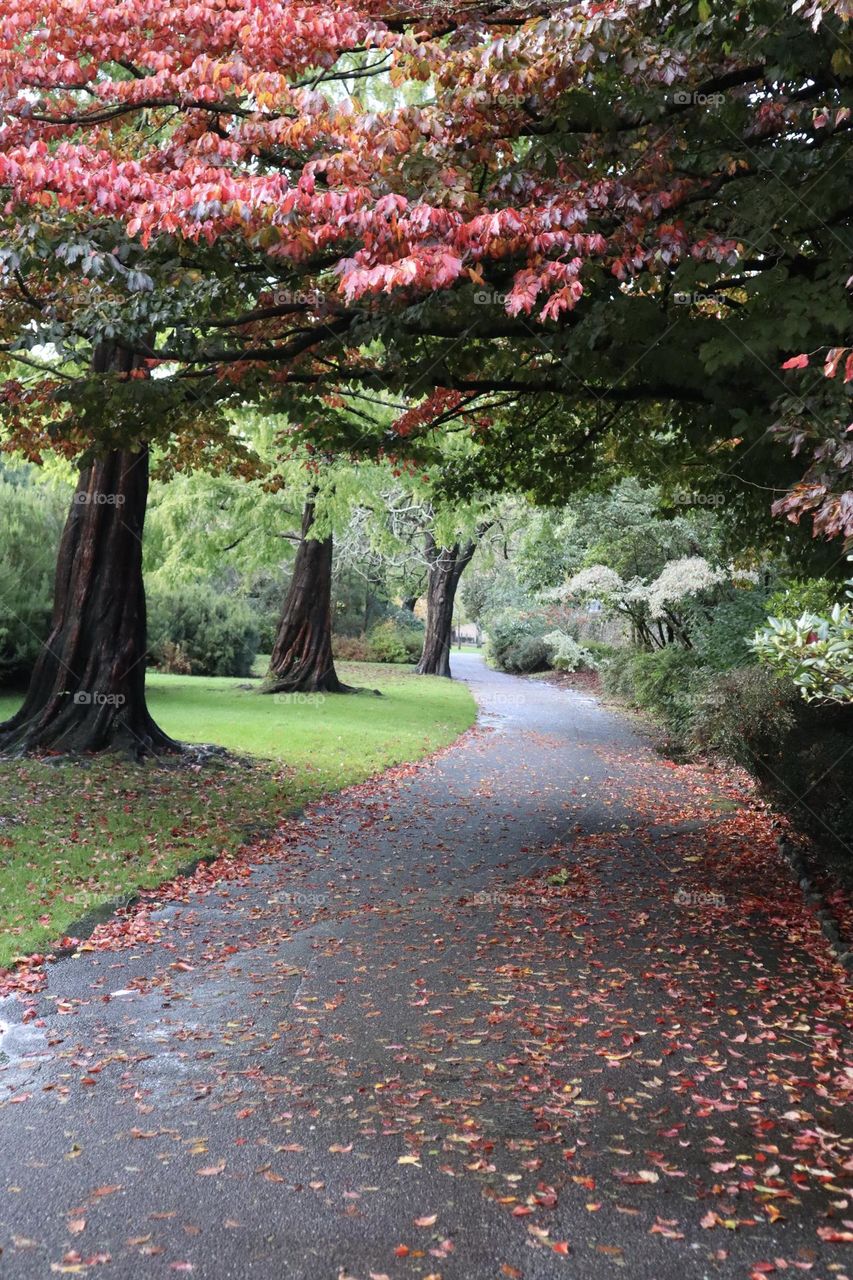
[416,536,477,679]
[0,446,178,757]
[401,595,418,614]
[265,501,350,694]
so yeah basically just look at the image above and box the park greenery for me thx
[0,661,475,966]
[1,0,853,955]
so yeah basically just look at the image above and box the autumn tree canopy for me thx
[0,0,851,529]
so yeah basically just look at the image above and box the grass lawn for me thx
[0,662,475,969]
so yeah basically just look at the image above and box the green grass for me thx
[0,663,475,969]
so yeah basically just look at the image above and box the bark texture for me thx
[415,535,477,679]
[265,501,349,694]
[0,445,178,757]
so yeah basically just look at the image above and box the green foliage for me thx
[367,618,423,664]
[461,563,531,625]
[486,609,550,673]
[765,577,841,620]
[513,507,580,592]
[0,472,67,686]
[543,630,596,672]
[688,587,770,672]
[148,582,259,678]
[752,590,853,703]
[504,634,550,674]
[242,569,284,652]
[332,614,423,664]
[603,644,853,848]
[600,647,705,733]
[584,640,616,664]
[689,667,800,770]
[578,480,723,583]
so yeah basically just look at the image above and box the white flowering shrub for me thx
[543,631,597,672]
[752,586,853,702]
[557,557,738,652]
[564,564,625,602]
[646,557,726,619]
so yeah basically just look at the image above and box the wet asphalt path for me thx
[0,655,850,1279]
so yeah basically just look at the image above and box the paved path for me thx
[1,656,850,1279]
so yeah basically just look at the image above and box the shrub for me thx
[689,666,800,770]
[331,620,423,665]
[367,619,422,664]
[156,641,194,676]
[689,587,769,672]
[600,646,704,732]
[242,571,286,653]
[752,588,853,703]
[688,664,853,849]
[486,608,550,672]
[148,582,258,677]
[598,648,640,701]
[332,635,373,662]
[584,640,616,664]
[543,630,596,672]
[765,577,841,620]
[630,647,704,732]
[501,633,551,673]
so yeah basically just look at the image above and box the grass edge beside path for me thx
[0,662,476,971]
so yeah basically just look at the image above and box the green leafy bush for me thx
[332,618,423,665]
[752,587,853,703]
[367,619,422,664]
[502,633,550,673]
[687,663,853,846]
[765,577,841,620]
[689,666,800,769]
[486,608,550,672]
[600,646,704,732]
[584,640,616,664]
[604,647,853,846]
[148,582,259,677]
[543,630,596,672]
[689,587,769,672]
[598,648,640,701]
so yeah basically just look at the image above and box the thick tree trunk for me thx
[0,446,178,757]
[415,536,477,679]
[265,501,350,694]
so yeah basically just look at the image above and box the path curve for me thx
[1,656,850,1279]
